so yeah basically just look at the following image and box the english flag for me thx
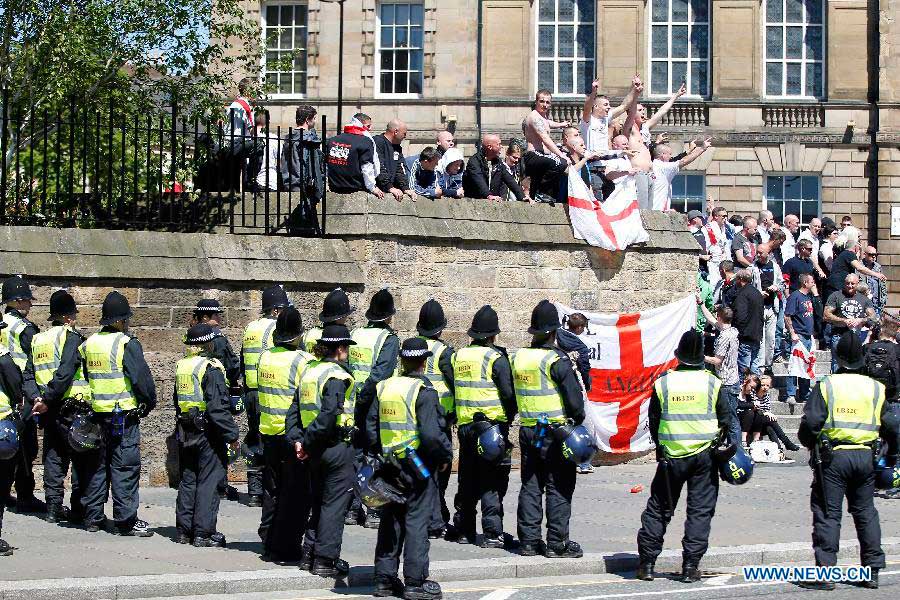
[567,161,649,251]
[788,341,817,380]
[556,296,695,453]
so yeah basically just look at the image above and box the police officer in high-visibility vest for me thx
[636,330,730,582]
[257,306,315,561]
[347,288,400,529]
[514,300,586,558]
[241,285,291,507]
[797,331,886,590]
[77,291,157,536]
[366,337,452,600]
[449,304,516,548]
[1,275,43,513]
[0,319,24,555]
[303,288,355,354]
[416,299,456,540]
[174,324,240,547]
[288,324,356,577]
[22,290,88,524]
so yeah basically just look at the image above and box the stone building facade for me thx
[240,0,900,309]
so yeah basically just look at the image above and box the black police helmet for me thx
[365,288,396,322]
[527,299,561,335]
[319,324,356,347]
[674,329,705,367]
[416,299,447,338]
[99,291,133,326]
[400,337,433,360]
[468,305,500,339]
[194,299,225,315]
[184,323,217,345]
[835,330,865,370]
[2,275,33,304]
[68,413,102,453]
[273,307,304,344]
[0,419,17,460]
[261,285,291,312]
[48,289,77,320]
[320,288,354,323]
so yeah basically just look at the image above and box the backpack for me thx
[865,341,899,398]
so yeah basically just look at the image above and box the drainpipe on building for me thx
[867,0,880,246]
[476,0,483,140]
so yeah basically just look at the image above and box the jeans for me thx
[723,383,742,447]
[785,335,813,402]
[759,307,778,368]
[775,301,788,359]
[830,333,843,374]
[737,342,760,376]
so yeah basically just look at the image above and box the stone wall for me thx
[0,195,698,483]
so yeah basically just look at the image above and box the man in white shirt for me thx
[705,206,730,289]
[798,217,826,279]
[757,210,775,244]
[780,214,801,261]
[580,77,640,199]
[648,137,712,211]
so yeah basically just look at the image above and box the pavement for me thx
[0,456,899,598]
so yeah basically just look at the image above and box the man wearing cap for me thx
[366,337,453,600]
[415,299,456,539]
[450,305,516,548]
[303,288,355,354]
[1,275,43,513]
[0,318,25,555]
[288,324,356,577]
[256,307,315,561]
[22,290,89,524]
[513,300,586,559]
[241,285,291,507]
[636,330,730,583]
[347,289,400,529]
[797,331,887,590]
[174,324,240,547]
[77,290,157,537]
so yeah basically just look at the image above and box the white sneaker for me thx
[786,396,797,406]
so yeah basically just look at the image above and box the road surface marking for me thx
[479,588,518,600]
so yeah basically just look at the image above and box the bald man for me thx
[463,134,526,201]
[374,119,415,200]
[436,131,455,156]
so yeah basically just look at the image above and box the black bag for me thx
[165,429,180,489]
[865,342,899,399]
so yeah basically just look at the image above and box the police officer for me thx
[1,275,43,513]
[22,290,89,524]
[797,331,885,590]
[347,288,400,529]
[241,285,291,507]
[366,337,452,600]
[290,324,356,577]
[513,300,586,558]
[174,324,240,547]
[0,320,24,555]
[257,307,315,561]
[76,291,157,536]
[449,305,515,547]
[636,330,730,582]
[303,288,355,353]
[416,299,456,539]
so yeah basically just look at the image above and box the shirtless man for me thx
[522,89,573,201]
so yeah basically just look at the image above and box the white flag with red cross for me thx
[788,341,817,380]
[566,163,649,251]
[556,296,695,453]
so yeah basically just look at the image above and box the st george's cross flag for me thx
[566,162,649,251]
[788,341,817,380]
[556,296,695,453]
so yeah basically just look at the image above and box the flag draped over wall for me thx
[566,167,649,251]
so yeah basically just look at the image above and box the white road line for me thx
[702,574,733,586]
[479,588,518,600]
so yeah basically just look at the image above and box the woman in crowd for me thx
[757,374,801,452]
[737,374,767,446]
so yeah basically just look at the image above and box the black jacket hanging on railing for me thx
[280,128,324,202]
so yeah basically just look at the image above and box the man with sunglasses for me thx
[705,206,730,289]
[862,246,887,318]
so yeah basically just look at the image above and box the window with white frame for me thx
[536,0,595,95]
[649,0,709,97]
[263,3,308,96]
[671,174,705,214]
[378,2,424,95]
[765,175,820,224]
[764,0,824,98]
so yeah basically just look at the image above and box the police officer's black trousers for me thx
[0,453,18,535]
[347,447,380,522]
[176,434,226,538]
[243,391,264,498]
[516,425,576,547]
[259,434,309,559]
[810,448,885,568]
[454,423,509,539]
[637,448,719,566]
[14,417,38,500]
[43,420,81,514]
[375,476,435,587]
[881,401,900,460]
[302,441,354,560]
[430,452,452,532]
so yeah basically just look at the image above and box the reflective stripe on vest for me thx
[421,337,454,415]
[242,318,277,390]
[257,346,313,436]
[376,376,422,457]
[298,360,355,429]
[452,345,504,425]
[31,325,91,401]
[80,332,137,412]
[654,370,721,458]
[512,347,565,426]
[303,327,323,354]
[821,373,885,448]
[2,313,29,371]
[176,355,224,413]
[349,327,393,400]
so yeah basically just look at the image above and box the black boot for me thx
[861,568,879,589]
[403,580,442,600]
[545,540,583,558]
[299,549,314,571]
[45,504,70,524]
[681,564,701,583]
[373,576,405,598]
[636,562,654,581]
[312,557,349,578]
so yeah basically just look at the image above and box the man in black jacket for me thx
[374,120,415,200]
[325,113,382,197]
[731,269,764,376]
[463,134,526,202]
